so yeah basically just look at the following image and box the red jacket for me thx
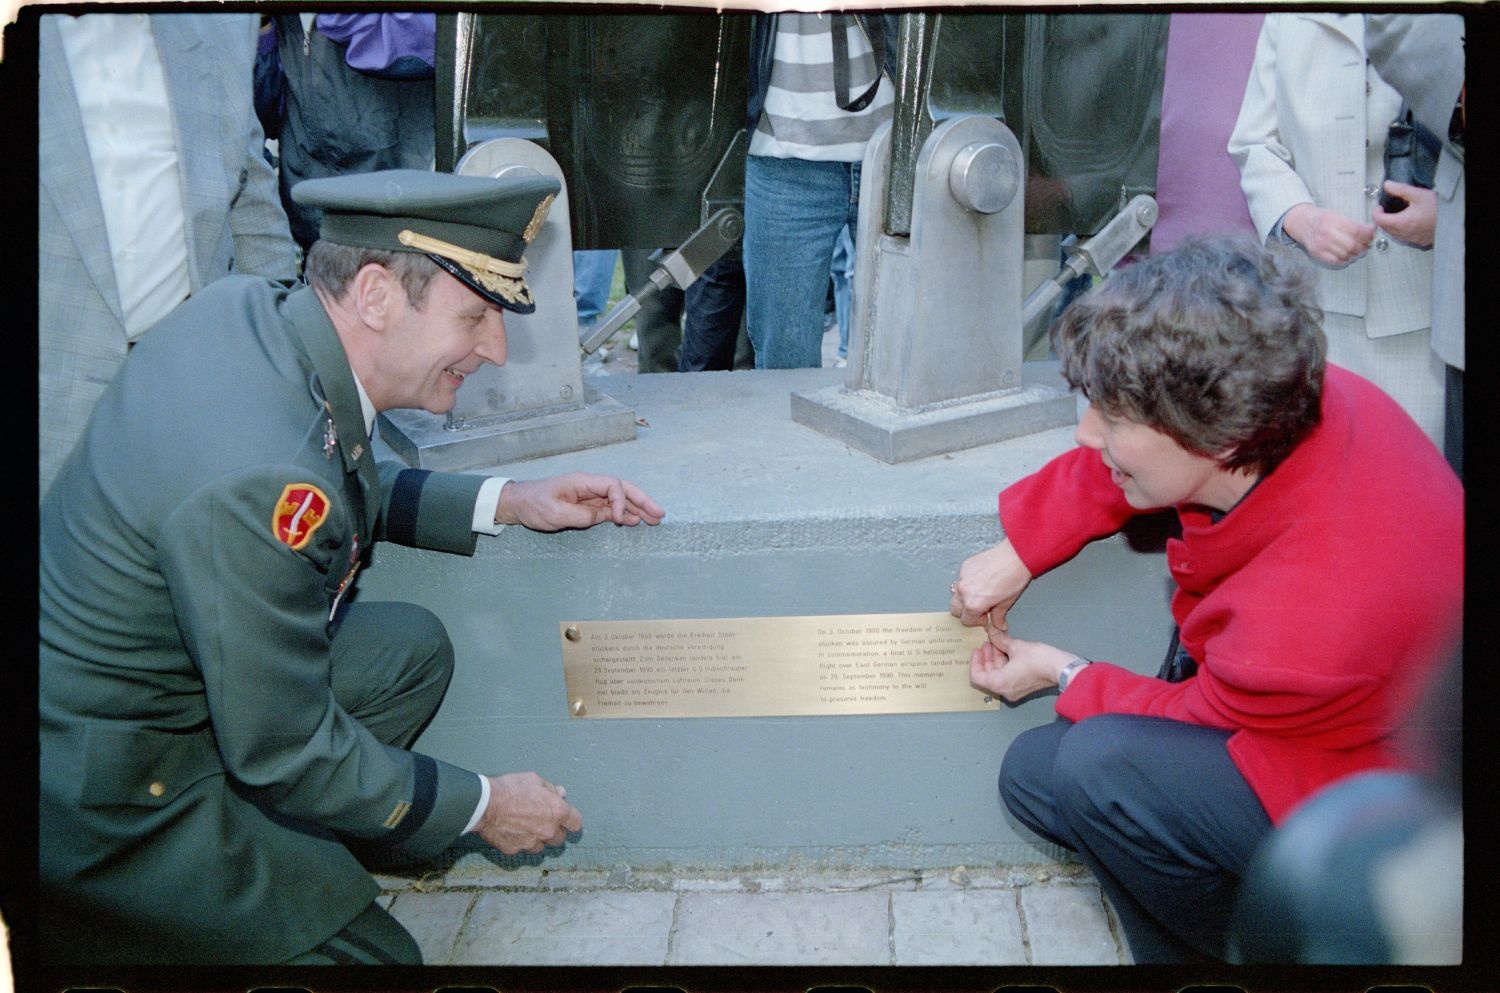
[1000,366,1463,824]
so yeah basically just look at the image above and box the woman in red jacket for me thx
[949,236,1463,963]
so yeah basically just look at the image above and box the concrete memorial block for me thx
[360,369,1174,873]
[379,138,638,470]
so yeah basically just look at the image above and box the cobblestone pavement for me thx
[373,862,1131,967]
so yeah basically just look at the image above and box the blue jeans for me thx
[831,224,854,359]
[573,249,618,326]
[743,155,861,369]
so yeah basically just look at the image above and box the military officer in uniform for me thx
[38,169,665,965]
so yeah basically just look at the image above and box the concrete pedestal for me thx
[379,388,639,473]
[359,367,1174,872]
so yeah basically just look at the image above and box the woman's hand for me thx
[969,629,1081,703]
[1372,181,1437,248]
[949,539,1033,631]
[1282,203,1375,266]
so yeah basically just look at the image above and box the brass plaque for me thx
[559,613,997,719]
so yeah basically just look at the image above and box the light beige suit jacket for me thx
[1228,12,1433,340]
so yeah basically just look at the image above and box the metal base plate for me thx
[790,382,1076,464]
[379,387,638,471]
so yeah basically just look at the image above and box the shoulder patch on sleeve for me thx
[272,483,331,550]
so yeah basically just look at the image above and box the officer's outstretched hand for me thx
[496,473,665,531]
[476,772,583,856]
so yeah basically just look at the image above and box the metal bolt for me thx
[560,385,575,401]
[948,141,1018,215]
[571,699,587,716]
[490,163,543,181]
[564,625,581,642]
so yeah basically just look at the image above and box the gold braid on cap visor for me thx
[397,229,531,306]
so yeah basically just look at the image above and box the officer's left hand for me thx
[496,473,665,531]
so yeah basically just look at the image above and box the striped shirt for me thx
[750,13,894,162]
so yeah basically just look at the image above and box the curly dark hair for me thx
[302,241,441,310]
[1052,235,1326,475]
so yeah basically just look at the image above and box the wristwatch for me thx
[1057,657,1091,693]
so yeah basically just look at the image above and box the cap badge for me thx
[272,483,330,551]
[398,228,533,307]
[522,193,555,244]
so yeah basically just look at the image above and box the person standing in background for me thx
[38,13,299,500]
[742,13,894,369]
[1229,13,1444,447]
[1149,12,1264,254]
[262,13,438,253]
[1362,12,1465,480]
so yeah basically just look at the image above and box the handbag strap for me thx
[830,14,884,113]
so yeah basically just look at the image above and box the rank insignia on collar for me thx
[273,483,330,551]
[324,415,337,459]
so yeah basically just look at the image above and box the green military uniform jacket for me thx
[39,277,487,964]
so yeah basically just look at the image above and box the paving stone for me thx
[813,870,924,892]
[371,870,425,892]
[538,867,616,891]
[442,854,548,889]
[386,890,475,966]
[451,890,676,965]
[1020,884,1121,965]
[669,875,746,893]
[892,889,1026,965]
[669,891,891,965]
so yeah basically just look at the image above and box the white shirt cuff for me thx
[464,773,490,834]
[472,476,511,535]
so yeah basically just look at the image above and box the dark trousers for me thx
[1445,364,1462,481]
[282,901,422,965]
[328,600,455,750]
[285,600,454,964]
[621,248,685,374]
[679,253,752,372]
[1000,715,1273,963]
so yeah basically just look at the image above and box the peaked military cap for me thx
[292,169,560,313]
